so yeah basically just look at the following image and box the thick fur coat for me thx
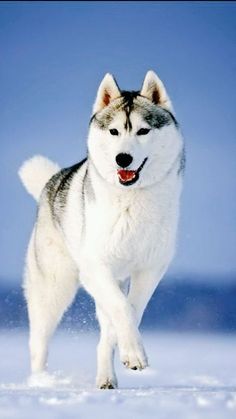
[19,71,184,389]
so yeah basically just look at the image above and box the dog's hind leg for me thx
[24,231,79,374]
[96,305,117,389]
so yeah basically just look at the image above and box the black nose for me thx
[116,153,133,168]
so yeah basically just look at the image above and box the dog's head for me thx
[88,71,184,188]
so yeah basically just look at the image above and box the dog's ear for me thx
[93,73,121,114]
[140,70,173,112]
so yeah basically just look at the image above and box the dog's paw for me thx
[120,339,148,371]
[96,375,118,390]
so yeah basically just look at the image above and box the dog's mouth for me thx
[117,158,148,186]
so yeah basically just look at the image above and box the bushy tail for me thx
[19,155,60,201]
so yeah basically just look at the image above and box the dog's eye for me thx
[137,128,150,136]
[109,128,119,136]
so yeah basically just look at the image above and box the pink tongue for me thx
[118,169,136,182]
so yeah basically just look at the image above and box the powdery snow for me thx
[0,330,236,418]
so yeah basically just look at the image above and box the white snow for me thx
[0,330,236,418]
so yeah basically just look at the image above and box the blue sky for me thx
[0,1,235,284]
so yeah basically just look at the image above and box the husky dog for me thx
[19,71,184,389]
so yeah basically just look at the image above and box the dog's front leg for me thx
[96,305,117,389]
[95,281,131,389]
[128,268,164,327]
[81,265,148,372]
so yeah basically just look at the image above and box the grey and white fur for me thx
[19,70,184,389]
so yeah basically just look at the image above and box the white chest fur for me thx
[62,163,182,280]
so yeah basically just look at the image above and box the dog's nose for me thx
[116,153,133,168]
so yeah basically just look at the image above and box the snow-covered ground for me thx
[0,329,236,418]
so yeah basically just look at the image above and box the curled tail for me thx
[19,155,60,201]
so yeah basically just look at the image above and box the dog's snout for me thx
[116,153,133,168]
